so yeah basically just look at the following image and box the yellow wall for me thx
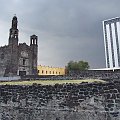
[37,65,65,75]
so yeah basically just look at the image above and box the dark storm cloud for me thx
[0,0,120,68]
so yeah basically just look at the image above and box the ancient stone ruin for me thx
[0,80,119,120]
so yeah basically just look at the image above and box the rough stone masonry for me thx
[0,81,119,120]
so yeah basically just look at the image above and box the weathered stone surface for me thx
[0,81,119,119]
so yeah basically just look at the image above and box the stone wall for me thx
[0,81,119,120]
[0,46,11,76]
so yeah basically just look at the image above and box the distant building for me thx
[103,17,120,68]
[37,65,65,75]
[0,16,38,76]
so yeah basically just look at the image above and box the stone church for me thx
[0,16,38,76]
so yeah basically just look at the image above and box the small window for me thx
[42,70,44,74]
[56,72,57,74]
[53,71,54,74]
[50,71,51,74]
[23,59,25,65]
[59,72,60,75]
[46,71,47,74]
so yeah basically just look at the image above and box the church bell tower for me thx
[9,15,19,45]
[6,16,19,76]
[30,35,38,75]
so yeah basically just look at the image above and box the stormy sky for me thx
[0,0,120,68]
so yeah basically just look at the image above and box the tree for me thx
[66,60,90,71]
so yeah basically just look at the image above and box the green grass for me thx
[0,79,105,85]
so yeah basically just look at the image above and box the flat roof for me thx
[89,67,120,71]
[103,16,120,22]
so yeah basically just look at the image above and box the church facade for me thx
[0,16,38,76]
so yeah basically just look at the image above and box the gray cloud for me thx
[0,0,120,68]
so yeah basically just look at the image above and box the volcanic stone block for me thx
[116,94,120,98]
[107,103,115,108]
[106,99,114,103]
[115,99,120,103]
[111,94,116,99]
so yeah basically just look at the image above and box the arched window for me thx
[46,71,47,74]
[42,70,44,74]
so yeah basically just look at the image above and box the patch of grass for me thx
[0,79,105,85]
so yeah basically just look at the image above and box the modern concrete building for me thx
[103,17,120,68]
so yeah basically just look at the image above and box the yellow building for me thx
[37,65,65,75]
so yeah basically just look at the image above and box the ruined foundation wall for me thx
[0,81,119,120]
